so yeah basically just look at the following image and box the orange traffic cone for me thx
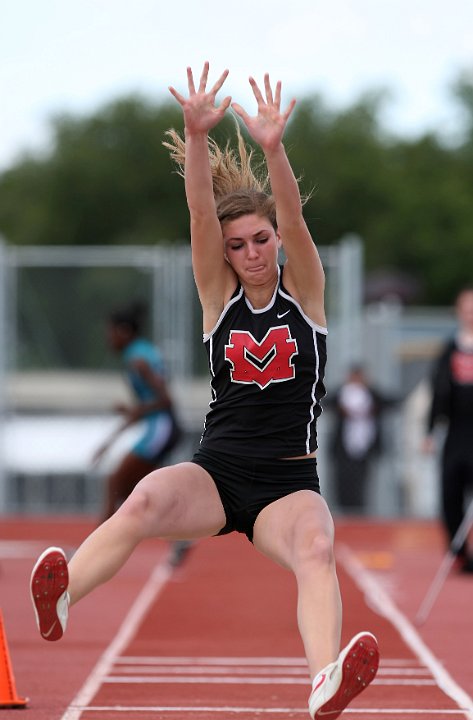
[0,609,27,708]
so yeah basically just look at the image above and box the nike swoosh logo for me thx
[277,310,290,319]
[312,673,326,693]
[42,621,57,639]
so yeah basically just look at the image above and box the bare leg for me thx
[253,490,342,680]
[68,462,226,605]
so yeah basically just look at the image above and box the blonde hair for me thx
[163,119,278,229]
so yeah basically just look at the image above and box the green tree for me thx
[0,96,189,245]
[1,76,473,305]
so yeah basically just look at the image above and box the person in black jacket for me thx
[423,286,473,572]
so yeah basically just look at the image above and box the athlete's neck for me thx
[242,275,279,310]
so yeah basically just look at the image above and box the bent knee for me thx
[112,486,148,534]
[114,475,178,536]
[294,529,335,573]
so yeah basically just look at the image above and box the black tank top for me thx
[200,266,327,458]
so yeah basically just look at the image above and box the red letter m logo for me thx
[225,326,298,389]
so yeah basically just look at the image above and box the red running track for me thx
[0,516,472,719]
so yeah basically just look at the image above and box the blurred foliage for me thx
[1,75,473,305]
[16,266,153,369]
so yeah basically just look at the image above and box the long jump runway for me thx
[1,517,473,719]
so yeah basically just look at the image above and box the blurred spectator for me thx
[92,301,192,567]
[327,365,397,512]
[423,286,473,572]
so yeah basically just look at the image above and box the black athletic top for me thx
[427,337,473,441]
[200,266,327,458]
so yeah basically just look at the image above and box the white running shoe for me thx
[30,547,70,642]
[308,631,379,719]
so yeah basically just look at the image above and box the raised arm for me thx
[168,63,235,320]
[232,75,326,326]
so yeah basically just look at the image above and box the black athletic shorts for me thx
[191,447,321,542]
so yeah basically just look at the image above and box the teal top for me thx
[122,337,166,409]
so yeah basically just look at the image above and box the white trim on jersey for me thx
[203,285,244,343]
[278,286,328,335]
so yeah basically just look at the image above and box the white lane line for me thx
[380,659,431,666]
[104,675,436,685]
[113,665,309,675]
[59,543,471,719]
[70,706,471,715]
[115,656,310,665]
[105,676,308,684]
[113,662,430,675]
[377,668,432,676]
[111,664,432,677]
[60,560,173,720]
[0,540,51,557]
[337,544,473,720]
[115,655,429,668]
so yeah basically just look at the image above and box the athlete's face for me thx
[107,322,133,352]
[222,213,280,284]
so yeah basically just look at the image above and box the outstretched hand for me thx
[169,61,231,135]
[232,74,296,152]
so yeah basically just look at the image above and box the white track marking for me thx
[107,655,436,686]
[69,706,472,715]
[0,540,50,557]
[111,664,431,676]
[337,544,473,720]
[103,675,436,685]
[59,545,473,719]
[116,656,310,664]
[114,665,310,675]
[60,560,173,720]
